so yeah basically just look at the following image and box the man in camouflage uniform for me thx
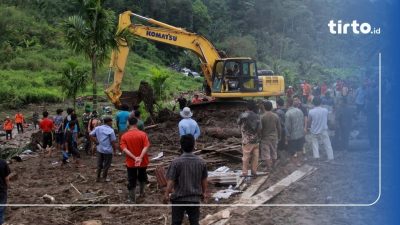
[237,101,261,177]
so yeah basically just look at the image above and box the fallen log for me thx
[205,128,241,139]
[144,124,159,130]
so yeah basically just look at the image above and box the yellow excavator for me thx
[105,11,284,107]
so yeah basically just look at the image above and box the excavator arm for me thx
[105,11,221,106]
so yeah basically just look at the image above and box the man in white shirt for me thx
[308,97,334,161]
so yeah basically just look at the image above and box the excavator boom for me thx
[105,11,284,107]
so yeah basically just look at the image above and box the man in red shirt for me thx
[39,111,54,155]
[120,117,150,203]
[191,94,202,104]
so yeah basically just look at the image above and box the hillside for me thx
[0,4,202,109]
[0,0,386,108]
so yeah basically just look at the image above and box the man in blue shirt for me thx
[116,104,130,134]
[178,107,200,140]
[90,117,117,182]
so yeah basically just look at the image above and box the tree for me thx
[192,0,211,34]
[60,61,89,110]
[62,0,116,110]
[220,35,257,58]
[150,67,169,101]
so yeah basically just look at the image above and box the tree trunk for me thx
[73,93,76,111]
[92,56,98,110]
[204,127,241,139]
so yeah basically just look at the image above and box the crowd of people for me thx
[0,103,205,225]
[0,77,379,225]
[239,78,379,176]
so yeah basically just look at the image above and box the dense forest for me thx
[0,0,388,108]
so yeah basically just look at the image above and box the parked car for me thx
[180,68,201,78]
[189,71,201,78]
[180,67,191,76]
[258,69,275,76]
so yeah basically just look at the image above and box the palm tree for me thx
[62,0,116,110]
[60,61,89,110]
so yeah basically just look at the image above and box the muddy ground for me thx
[0,103,381,225]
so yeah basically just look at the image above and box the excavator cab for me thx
[211,58,259,94]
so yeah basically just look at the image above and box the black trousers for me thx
[97,153,113,172]
[278,130,286,151]
[16,123,23,133]
[337,128,350,150]
[42,132,53,148]
[171,201,200,225]
[84,131,91,154]
[127,167,147,190]
[5,131,12,140]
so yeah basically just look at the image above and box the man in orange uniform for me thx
[120,117,150,203]
[302,81,311,104]
[2,117,13,140]
[14,111,24,134]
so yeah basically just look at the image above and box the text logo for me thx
[146,31,177,41]
[328,20,380,35]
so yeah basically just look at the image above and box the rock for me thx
[8,172,18,181]
[82,220,102,225]
[42,194,55,203]
[116,178,126,183]
[108,206,119,214]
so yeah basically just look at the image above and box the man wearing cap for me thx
[178,107,200,140]
[286,86,294,98]
[90,117,117,182]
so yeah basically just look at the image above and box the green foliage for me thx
[150,67,170,101]
[192,0,211,34]
[0,70,61,108]
[0,0,383,108]
[59,61,89,109]
[0,6,60,53]
[178,51,201,70]
[119,53,202,99]
[219,35,257,59]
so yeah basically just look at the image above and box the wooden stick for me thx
[144,124,159,130]
[70,183,82,195]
